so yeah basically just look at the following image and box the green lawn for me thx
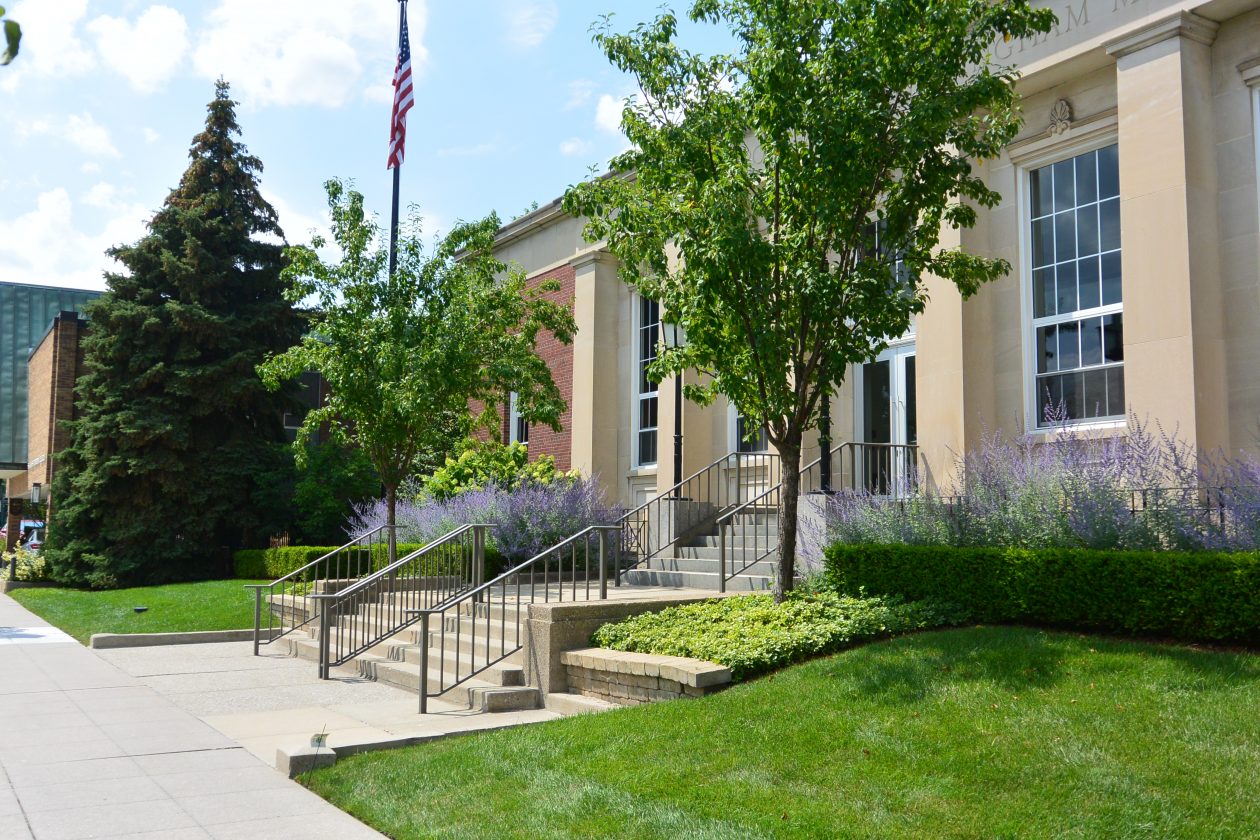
[303,626,1260,839]
[9,579,267,643]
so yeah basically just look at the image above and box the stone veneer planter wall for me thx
[560,647,731,705]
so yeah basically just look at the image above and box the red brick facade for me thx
[5,312,86,550]
[518,265,575,471]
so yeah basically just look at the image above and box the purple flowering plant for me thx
[821,412,1260,553]
[349,475,616,567]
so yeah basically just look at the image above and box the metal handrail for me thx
[411,525,621,713]
[715,442,920,590]
[714,443,846,591]
[310,524,491,679]
[615,450,781,582]
[245,525,396,654]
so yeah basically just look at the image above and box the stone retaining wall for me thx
[560,647,731,705]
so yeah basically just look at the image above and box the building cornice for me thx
[1103,11,1219,59]
[568,249,615,272]
[1239,55,1260,88]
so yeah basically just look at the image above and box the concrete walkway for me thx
[0,593,385,840]
[95,640,564,766]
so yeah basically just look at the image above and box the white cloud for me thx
[88,6,189,94]
[0,0,95,89]
[558,137,590,157]
[143,128,161,144]
[564,79,595,111]
[0,188,150,291]
[595,93,625,135]
[81,182,124,210]
[18,112,120,158]
[504,2,557,49]
[193,0,428,109]
[80,162,102,175]
[261,189,329,248]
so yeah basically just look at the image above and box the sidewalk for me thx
[96,640,564,766]
[0,593,385,840]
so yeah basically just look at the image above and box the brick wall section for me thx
[524,265,575,471]
[6,313,85,547]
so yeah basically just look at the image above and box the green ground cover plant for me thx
[591,592,963,679]
[9,578,266,643]
[303,626,1260,839]
[825,544,1260,644]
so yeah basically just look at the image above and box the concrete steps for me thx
[620,568,774,590]
[283,621,539,712]
[623,514,782,591]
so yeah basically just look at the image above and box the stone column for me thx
[915,214,968,492]
[568,250,622,488]
[1105,12,1227,454]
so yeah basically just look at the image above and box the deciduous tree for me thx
[259,180,575,562]
[564,0,1054,600]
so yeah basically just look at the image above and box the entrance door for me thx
[856,342,916,494]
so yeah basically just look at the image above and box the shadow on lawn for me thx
[822,625,1260,704]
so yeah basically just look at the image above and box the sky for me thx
[0,1,734,292]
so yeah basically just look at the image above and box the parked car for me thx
[18,520,45,553]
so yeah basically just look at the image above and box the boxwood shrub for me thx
[591,591,965,680]
[824,544,1260,644]
[234,543,506,581]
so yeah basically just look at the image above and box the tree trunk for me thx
[385,483,398,566]
[775,437,802,603]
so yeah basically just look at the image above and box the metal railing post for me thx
[418,610,430,714]
[252,588,262,657]
[318,597,332,680]
[474,525,485,590]
[718,524,727,593]
[598,529,608,600]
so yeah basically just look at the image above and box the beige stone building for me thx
[494,0,1260,513]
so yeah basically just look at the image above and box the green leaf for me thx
[2,19,20,66]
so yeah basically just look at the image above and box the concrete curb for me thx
[89,628,255,649]
[275,718,547,778]
[0,580,59,594]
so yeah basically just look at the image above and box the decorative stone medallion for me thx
[1049,99,1073,135]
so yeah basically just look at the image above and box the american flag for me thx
[387,2,414,170]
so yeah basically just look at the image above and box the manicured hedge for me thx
[233,543,506,581]
[824,544,1260,644]
[233,544,423,580]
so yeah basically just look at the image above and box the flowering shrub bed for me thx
[1,547,49,582]
[825,419,1260,552]
[825,543,1260,644]
[591,591,966,680]
[350,477,615,568]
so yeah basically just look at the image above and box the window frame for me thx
[508,391,528,446]
[1015,128,1126,434]
[728,404,769,453]
[633,294,660,468]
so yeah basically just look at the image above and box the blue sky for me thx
[1,1,733,291]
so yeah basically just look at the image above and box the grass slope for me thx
[9,579,266,643]
[303,626,1260,839]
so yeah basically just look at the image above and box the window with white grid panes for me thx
[1029,144,1124,426]
[508,392,528,446]
[635,297,660,466]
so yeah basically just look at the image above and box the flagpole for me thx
[388,0,406,278]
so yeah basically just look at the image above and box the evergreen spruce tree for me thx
[47,80,301,587]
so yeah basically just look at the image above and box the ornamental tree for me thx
[259,180,575,562]
[47,80,302,587]
[564,0,1055,600]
